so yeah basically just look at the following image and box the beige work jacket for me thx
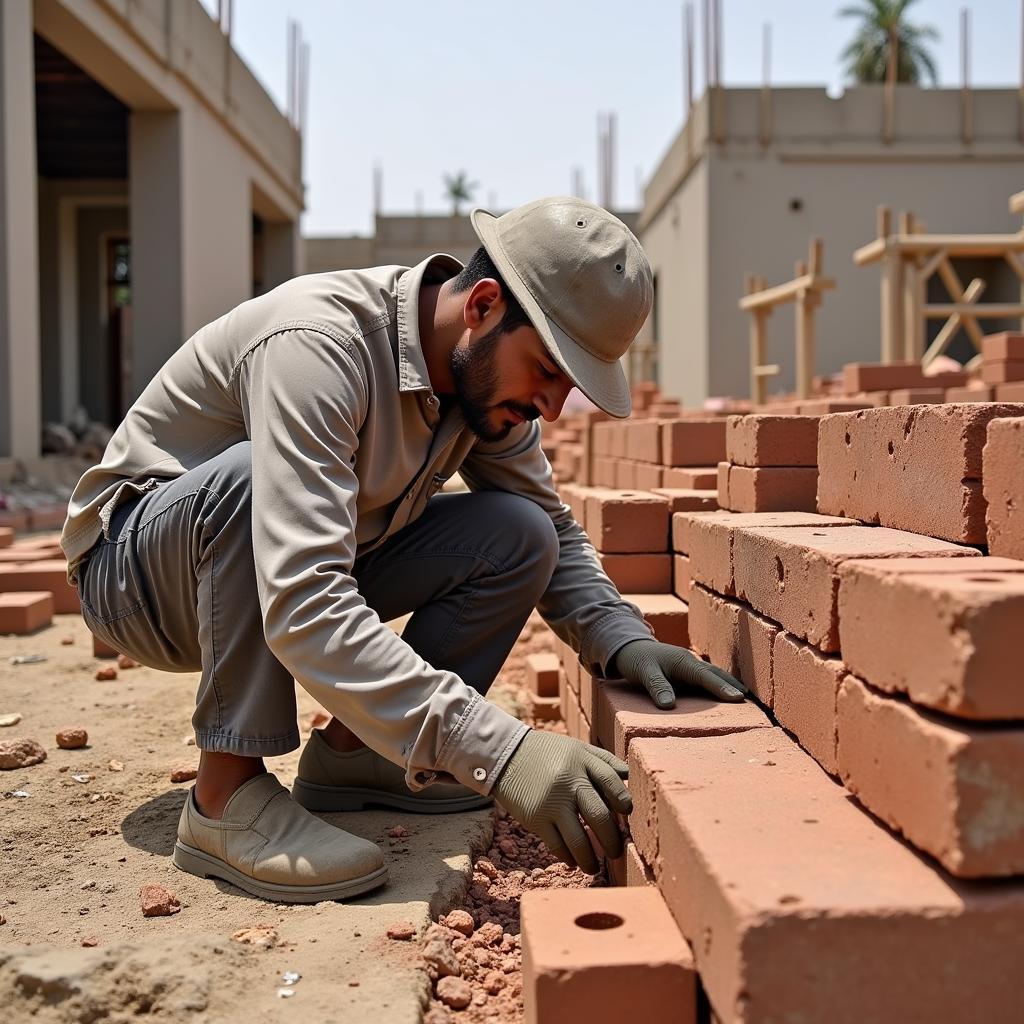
[60,255,653,793]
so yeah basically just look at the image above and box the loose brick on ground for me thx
[600,553,671,594]
[772,631,846,775]
[623,593,688,647]
[524,652,560,698]
[817,403,1024,543]
[838,674,1024,878]
[727,465,818,513]
[0,592,54,635]
[0,527,13,548]
[725,415,819,467]
[644,728,1024,1023]
[733,525,978,652]
[662,467,718,489]
[660,419,727,467]
[584,490,670,553]
[984,417,1024,560]
[838,556,1024,719]
[0,561,78,613]
[521,887,696,1024]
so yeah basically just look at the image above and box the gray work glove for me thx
[613,638,747,710]
[492,730,632,875]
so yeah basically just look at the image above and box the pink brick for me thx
[772,631,845,775]
[584,490,670,553]
[725,415,819,467]
[672,553,690,600]
[662,466,718,489]
[982,360,1024,385]
[650,488,718,514]
[600,553,671,593]
[733,525,978,652]
[716,461,730,508]
[0,560,79,613]
[624,593,688,647]
[521,887,696,1024]
[817,404,1024,543]
[525,652,560,697]
[839,674,1024,877]
[995,381,1024,402]
[984,417,1024,560]
[660,419,727,467]
[982,331,1024,361]
[623,420,664,464]
[945,384,993,403]
[0,592,54,634]
[0,527,13,548]
[596,677,770,760]
[688,510,857,597]
[644,728,1024,1023]
[838,556,1024,719]
[726,465,818,513]
[888,387,946,405]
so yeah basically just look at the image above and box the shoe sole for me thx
[172,840,389,904]
[291,778,493,815]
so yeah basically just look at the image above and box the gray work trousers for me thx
[76,442,559,757]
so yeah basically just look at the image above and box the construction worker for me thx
[61,197,746,903]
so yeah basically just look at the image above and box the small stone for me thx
[276,988,295,999]
[231,924,278,948]
[116,654,138,670]
[475,921,504,947]
[436,976,472,1010]
[422,936,460,978]
[72,773,92,783]
[169,765,198,784]
[476,858,498,880]
[443,909,474,937]
[61,636,75,646]
[348,980,359,987]
[183,736,195,746]
[0,713,22,727]
[498,838,517,858]
[94,666,117,681]
[80,936,99,946]
[387,921,416,941]
[80,880,96,890]
[387,825,410,839]
[56,727,88,750]
[483,969,506,995]
[108,760,124,772]
[0,737,46,769]
[140,883,180,917]
[301,709,331,731]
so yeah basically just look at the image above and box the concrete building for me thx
[640,86,1024,407]
[0,0,303,459]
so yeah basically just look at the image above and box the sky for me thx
[198,1,1024,236]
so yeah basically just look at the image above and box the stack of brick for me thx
[717,414,820,512]
[981,331,1024,402]
[0,529,76,617]
[836,360,970,408]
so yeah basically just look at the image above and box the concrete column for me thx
[0,0,41,458]
[262,220,301,289]
[129,111,183,400]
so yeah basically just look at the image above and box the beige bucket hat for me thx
[470,196,653,418]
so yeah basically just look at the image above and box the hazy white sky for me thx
[199,1,1024,235]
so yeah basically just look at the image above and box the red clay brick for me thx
[662,466,718,489]
[93,633,120,659]
[838,556,1024,719]
[0,592,54,634]
[651,488,717,515]
[27,505,67,531]
[984,417,1024,560]
[727,465,818,513]
[887,387,946,405]
[0,527,13,548]
[0,560,79,613]
[796,398,872,415]
[817,403,1024,543]
[646,728,1024,1023]
[521,887,696,1024]
[716,461,730,508]
[995,381,1024,401]
[772,631,845,775]
[526,693,560,722]
[0,511,29,531]
[688,510,857,597]
[982,360,1024,385]
[584,490,670,553]
[525,652,560,698]
[660,419,727,467]
[672,554,691,601]
[596,677,770,760]
[982,331,1024,361]
[624,593,688,647]
[623,420,664,464]
[733,525,978,652]
[600,553,671,593]
[725,415,819,467]
[579,668,597,726]
[591,457,615,487]
[612,459,637,490]
[559,483,587,525]
[843,361,965,393]
[632,462,664,490]
[838,674,1024,877]
[945,384,993,403]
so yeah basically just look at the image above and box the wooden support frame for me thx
[741,239,834,403]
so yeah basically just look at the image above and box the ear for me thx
[463,278,504,330]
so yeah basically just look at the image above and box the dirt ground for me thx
[0,587,595,1023]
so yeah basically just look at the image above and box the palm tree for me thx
[839,0,939,85]
[443,171,477,216]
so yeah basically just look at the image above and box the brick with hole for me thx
[838,674,1024,877]
[584,490,670,553]
[725,414,820,467]
[733,525,978,652]
[727,465,819,513]
[0,592,54,635]
[660,419,727,467]
[838,556,1024,719]
[817,404,1024,543]
[600,553,671,594]
[521,887,696,1024]
[984,417,1024,561]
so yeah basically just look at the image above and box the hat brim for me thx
[470,207,632,418]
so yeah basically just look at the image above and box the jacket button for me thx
[472,767,487,782]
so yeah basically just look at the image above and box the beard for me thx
[449,324,540,442]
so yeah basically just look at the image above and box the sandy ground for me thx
[0,606,520,1023]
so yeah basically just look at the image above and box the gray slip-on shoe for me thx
[172,773,388,903]
[292,729,492,814]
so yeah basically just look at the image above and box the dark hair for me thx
[449,246,532,335]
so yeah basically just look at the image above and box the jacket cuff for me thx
[407,693,530,796]
[582,611,655,679]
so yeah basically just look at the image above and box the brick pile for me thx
[0,530,73,632]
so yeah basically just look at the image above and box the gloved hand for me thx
[492,730,632,874]
[613,638,747,709]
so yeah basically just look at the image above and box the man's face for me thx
[450,322,575,443]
